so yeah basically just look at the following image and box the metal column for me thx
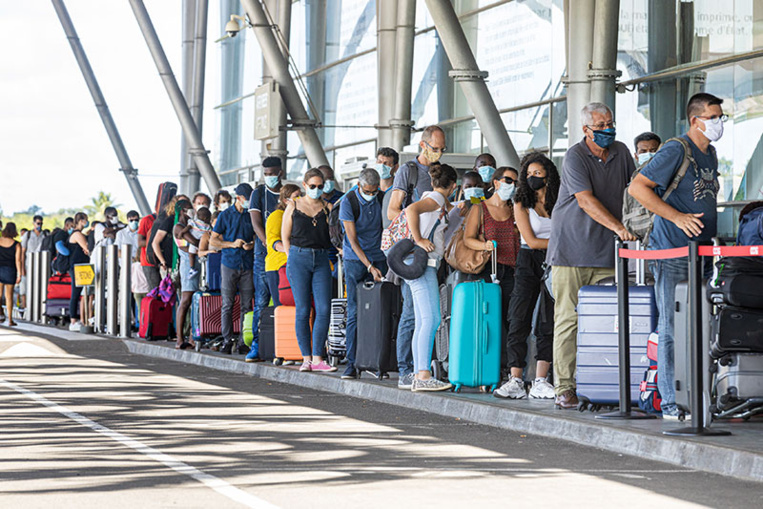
[94,246,107,334]
[588,0,621,112]
[240,0,330,169]
[180,0,197,195]
[51,0,151,216]
[188,0,209,194]
[119,246,132,338]
[106,245,119,335]
[390,0,416,152]
[261,0,291,168]
[565,0,595,144]
[39,251,51,324]
[423,0,519,168]
[377,0,397,148]
[129,0,222,193]
[29,253,39,323]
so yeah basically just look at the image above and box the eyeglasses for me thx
[585,121,616,130]
[361,188,380,196]
[694,114,728,124]
[307,184,324,190]
[500,176,517,185]
[424,140,447,154]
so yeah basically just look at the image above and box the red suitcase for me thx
[47,274,72,300]
[139,296,173,340]
[191,292,241,339]
[278,266,295,306]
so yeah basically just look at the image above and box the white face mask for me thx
[219,202,230,211]
[637,152,656,166]
[699,118,724,142]
[496,181,516,201]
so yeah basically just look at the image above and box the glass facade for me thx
[215,0,761,235]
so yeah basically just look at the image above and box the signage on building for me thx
[254,82,280,140]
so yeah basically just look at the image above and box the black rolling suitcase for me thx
[258,306,276,361]
[355,281,402,376]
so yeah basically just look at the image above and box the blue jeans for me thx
[221,265,254,342]
[344,258,388,370]
[266,270,280,307]
[397,280,416,376]
[650,257,712,414]
[251,256,271,349]
[286,247,332,357]
[407,267,440,373]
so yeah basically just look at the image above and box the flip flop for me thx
[176,341,193,350]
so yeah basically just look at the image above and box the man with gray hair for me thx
[339,167,388,379]
[546,102,637,409]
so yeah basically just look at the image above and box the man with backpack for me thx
[338,168,387,380]
[19,215,46,313]
[628,92,724,420]
[387,124,445,389]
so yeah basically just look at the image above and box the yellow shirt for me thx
[265,209,287,272]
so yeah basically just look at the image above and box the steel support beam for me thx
[390,0,416,152]
[424,0,519,167]
[240,0,330,169]
[188,0,209,193]
[260,0,290,170]
[589,0,621,112]
[377,0,397,148]
[51,0,151,216]
[179,0,196,195]
[129,0,222,193]
[566,0,595,144]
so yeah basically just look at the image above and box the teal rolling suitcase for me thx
[448,246,502,392]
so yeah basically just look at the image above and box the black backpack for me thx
[86,224,98,254]
[328,190,385,251]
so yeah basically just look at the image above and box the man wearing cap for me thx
[212,183,256,355]
[247,156,283,361]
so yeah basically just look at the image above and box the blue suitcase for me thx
[200,252,222,291]
[576,284,657,406]
[448,249,502,392]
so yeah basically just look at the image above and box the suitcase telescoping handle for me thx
[336,256,344,297]
[489,240,498,284]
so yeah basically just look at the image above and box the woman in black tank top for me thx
[0,222,22,325]
[282,168,336,373]
[67,213,91,331]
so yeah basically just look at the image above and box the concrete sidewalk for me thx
[120,336,763,484]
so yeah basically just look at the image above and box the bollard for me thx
[119,245,132,338]
[29,252,39,323]
[39,250,51,324]
[106,244,119,335]
[94,246,107,334]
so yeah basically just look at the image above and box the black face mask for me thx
[527,176,547,191]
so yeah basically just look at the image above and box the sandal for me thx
[176,341,193,350]
[8,321,17,327]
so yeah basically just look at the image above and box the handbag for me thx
[147,275,177,306]
[444,203,491,274]
[381,210,413,252]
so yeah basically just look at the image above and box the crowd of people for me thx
[0,92,726,418]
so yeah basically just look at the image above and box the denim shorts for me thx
[179,250,199,293]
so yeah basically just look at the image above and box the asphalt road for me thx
[0,325,761,509]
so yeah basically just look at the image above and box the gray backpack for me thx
[622,137,706,246]
[381,161,419,229]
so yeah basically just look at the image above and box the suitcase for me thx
[200,252,222,291]
[46,273,72,300]
[243,311,254,347]
[278,265,295,306]
[44,298,70,324]
[274,305,311,362]
[448,251,502,392]
[711,275,763,309]
[190,291,241,341]
[139,296,173,340]
[258,306,276,361]
[327,258,347,362]
[576,284,657,406]
[355,281,402,375]
[674,281,714,415]
[710,306,763,357]
[714,353,763,413]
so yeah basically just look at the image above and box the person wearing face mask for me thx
[463,167,521,361]
[172,200,202,350]
[633,132,661,167]
[317,165,345,291]
[628,92,724,420]
[443,171,485,247]
[387,125,446,389]
[494,153,560,400]
[212,184,256,355]
[247,156,284,361]
[19,214,46,313]
[140,184,178,292]
[546,102,637,410]
[67,213,91,332]
[192,192,212,212]
[338,168,388,379]
[94,207,125,248]
[214,190,233,213]
[115,211,146,330]
[261,184,301,315]
[473,153,497,198]
[375,147,399,192]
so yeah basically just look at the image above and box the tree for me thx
[24,204,43,216]
[85,192,121,220]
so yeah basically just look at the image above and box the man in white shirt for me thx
[20,215,46,312]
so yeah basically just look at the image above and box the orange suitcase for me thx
[274,306,314,363]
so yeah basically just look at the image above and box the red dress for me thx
[481,201,520,267]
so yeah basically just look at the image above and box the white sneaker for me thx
[69,322,82,332]
[529,378,555,399]
[493,377,527,399]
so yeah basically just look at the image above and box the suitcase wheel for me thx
[328,355,341,368]
[273,358,283,366]
[577,396,591,412]
[453,384,462,393]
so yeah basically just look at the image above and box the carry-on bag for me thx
[277,265,295,307]
[139,296,173,340]
[327,257,347,363]
[714,353,763,414]
[46,273,72,300]
[354,280,402,375]
[44,298,70,324]
[258,306,276,361]
[200,252,222,292]
[448,243,502,392]
[674,281,714,414]
[190,291,241,341]
[274,305,314,363]
[710,306,763,358]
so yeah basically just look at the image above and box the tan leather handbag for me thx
[444,203,490,274]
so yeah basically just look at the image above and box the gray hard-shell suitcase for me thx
[715,353,763,412]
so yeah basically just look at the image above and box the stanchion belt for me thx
[618,245,763,260]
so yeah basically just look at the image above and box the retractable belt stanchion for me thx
[39,250,51,324]
[119,245,132,338]
[29,252,39,322]
[106,244,119,335]
[94,246,107,334]
[597,238,655,420]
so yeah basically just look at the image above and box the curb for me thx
[124,339,763,483]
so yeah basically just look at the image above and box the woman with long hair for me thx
[67,213,91,331]
[0,223,22,326]
[494,152,560,400]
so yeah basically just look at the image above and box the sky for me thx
[0,0,222,216]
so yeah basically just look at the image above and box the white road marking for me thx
[0,377,280,509]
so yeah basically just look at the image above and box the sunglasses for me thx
[500,176,517,184]
[34,222,43,226]
[307,183,325,190]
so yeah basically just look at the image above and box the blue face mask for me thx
[592,128,616,148]
[306,187,322,200]
[67,228,74,235]
[323,180,335,194]
[129,220,139,231]
[264,176,280,189]
[496,181,516,202]
[478,166,495,182]
[374,163,392,180]
[359,190,377,202]
[83,220,90,229]
[463,187,484,201]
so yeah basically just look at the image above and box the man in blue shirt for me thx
[339,168,387,379]
[247,157,283,361]
[629,92,723,420]
[211,183,255,355]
